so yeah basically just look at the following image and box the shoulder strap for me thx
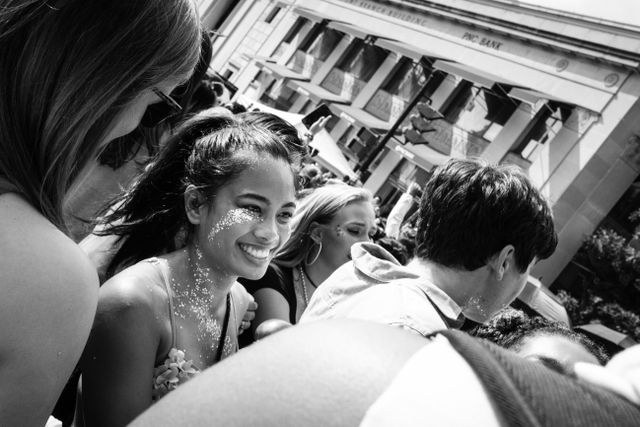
[437,329,640,427]
[215,293,232,362]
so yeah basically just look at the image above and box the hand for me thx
[408,182,422,198]
[308,115,331,135]
[238,299,257,336]
[254,319,292,341]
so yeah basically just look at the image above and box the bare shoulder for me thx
[0,195,99,424]
[98,260,168,318]
[0,195,99,338]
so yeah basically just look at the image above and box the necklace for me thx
[298,265,317,306]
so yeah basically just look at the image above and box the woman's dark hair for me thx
[471,308,609,365]
[96,112,298,277]
[415,159,557,272]
[237,111,308,161]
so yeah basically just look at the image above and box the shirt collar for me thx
[352,242,464,325]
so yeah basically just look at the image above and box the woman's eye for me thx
[243,206,262,216]
[347,228,362,236]
[278,211,293,223]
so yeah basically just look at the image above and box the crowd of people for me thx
[1,1,639,426]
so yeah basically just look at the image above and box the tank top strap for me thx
[148,257,178,349]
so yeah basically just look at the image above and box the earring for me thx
[305,240,323,266]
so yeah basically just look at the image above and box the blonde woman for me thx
[240,183,376,343]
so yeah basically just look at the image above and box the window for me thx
[283,18,307,44]
[383,59,445,101]
[264,6,281,24]
[440,80,520,143]
[222,65,237,80]
[514,102,573,159]
[300,27,342,61]
[347,128,379,161]
[259,81,300,110]
[336,39,387,82]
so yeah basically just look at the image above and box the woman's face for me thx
[195,154,296,281]
[316,200,377,271]
[103,79,182,144]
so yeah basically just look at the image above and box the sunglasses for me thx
[140,87,183,128]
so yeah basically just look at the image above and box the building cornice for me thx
[381,0,640,68]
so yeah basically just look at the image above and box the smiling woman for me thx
[78,112,298,427]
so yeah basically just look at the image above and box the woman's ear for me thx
[308,221,324,244]
[184,185,205,225]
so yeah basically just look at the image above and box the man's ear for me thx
[184,185,206,225]
[491,245,515,281]
[308,221,324,244]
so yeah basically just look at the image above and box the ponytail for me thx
[96,114,236,277]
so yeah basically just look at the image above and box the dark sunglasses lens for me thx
[140,103,176,128]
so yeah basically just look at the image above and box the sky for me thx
[492,0,640,27]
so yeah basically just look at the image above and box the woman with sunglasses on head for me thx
[240,183,376,344]
[79,113,298,427]
[0,1,201,425]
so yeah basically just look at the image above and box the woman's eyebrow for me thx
[237,194,296,209]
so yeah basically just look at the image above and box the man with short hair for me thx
[301,159,558,334]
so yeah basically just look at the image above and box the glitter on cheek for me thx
[207,208,261,242]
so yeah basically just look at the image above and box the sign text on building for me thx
[461,32,502,50]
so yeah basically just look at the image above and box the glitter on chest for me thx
[169,247,233,361]
[207,208,261,242]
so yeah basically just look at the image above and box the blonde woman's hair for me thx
[275,183,373,268]
[0,0,201,230]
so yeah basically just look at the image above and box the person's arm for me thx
[80,275,161,427]
[384,183,421,239]
[250,288,291,341]
[0,195,99,427]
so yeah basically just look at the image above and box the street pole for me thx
[358,59,439,182]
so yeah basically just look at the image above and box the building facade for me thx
[205,0,640,286]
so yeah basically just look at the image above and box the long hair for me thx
[275,183,373,268]
[0,0,201,229]
[97,112,299,277]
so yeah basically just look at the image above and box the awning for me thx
[575,324,637,349]
[508,87,573,106]
[517,276,570,325]
[286,80,350,104]
[255,59,310,81]
[387,138,448,172]
[328,104,392,133]
[235,94,357,178]
[432,59,520,89]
